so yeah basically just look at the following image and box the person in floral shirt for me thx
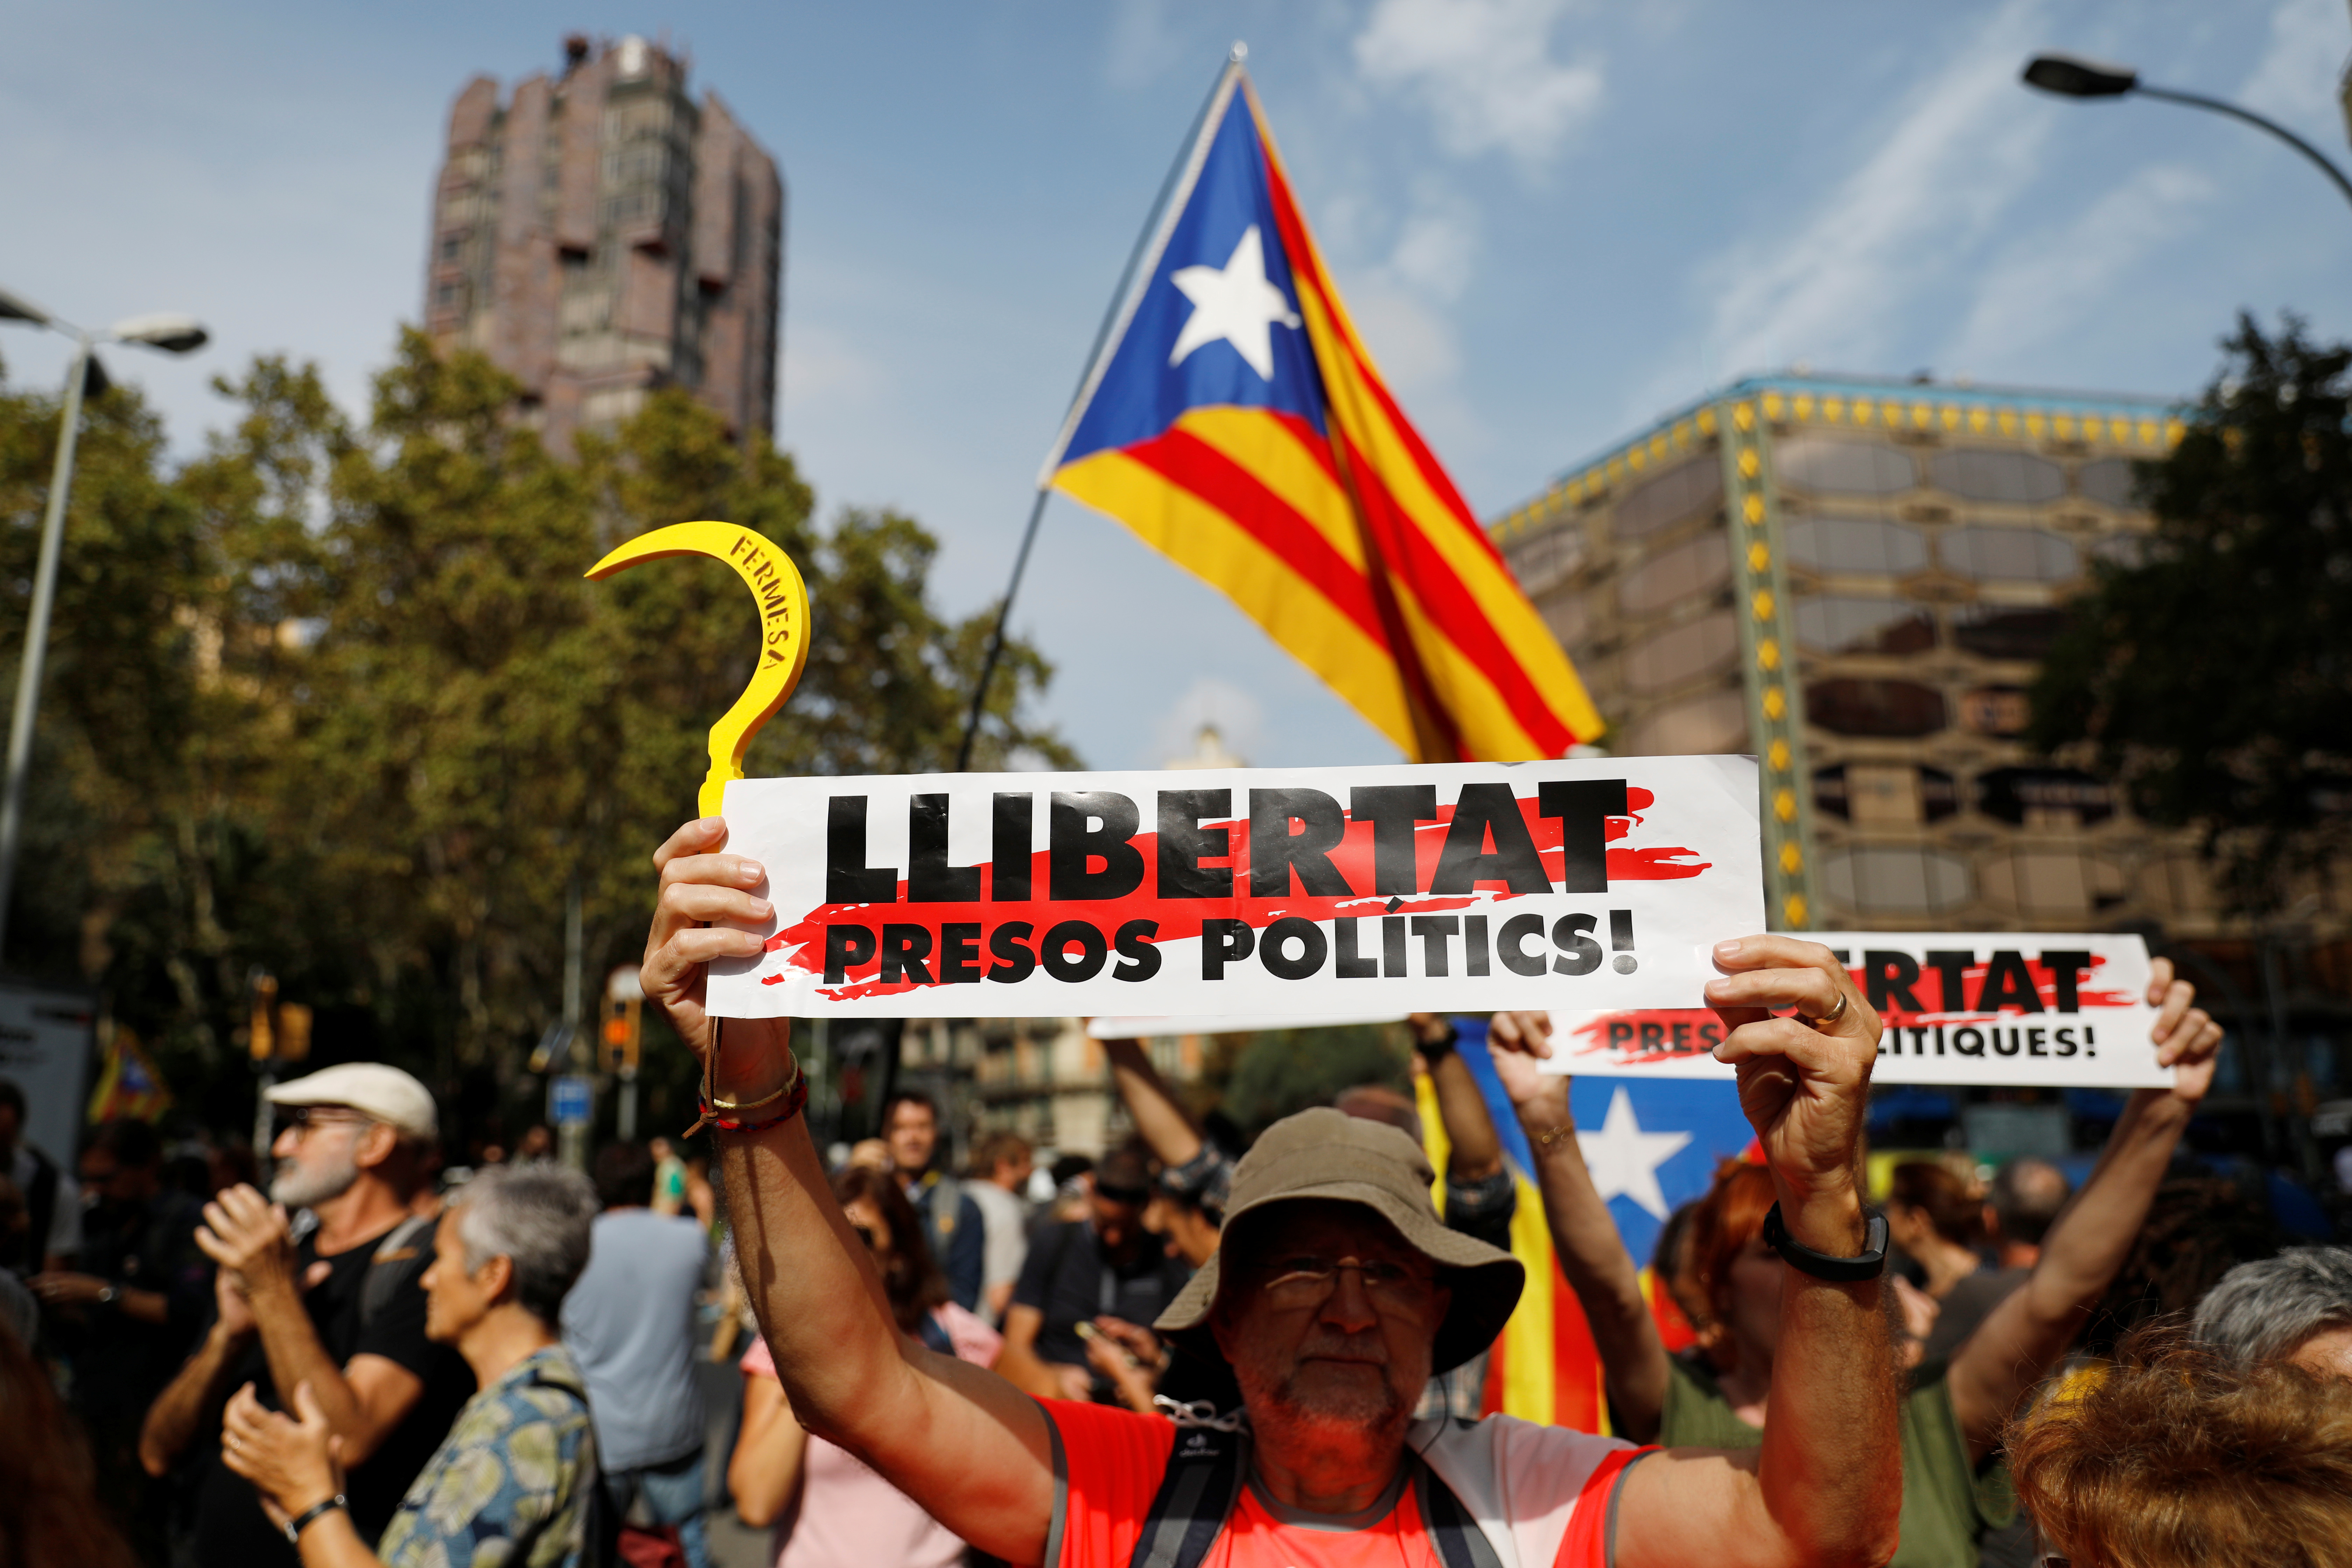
[221,1165,601,1568]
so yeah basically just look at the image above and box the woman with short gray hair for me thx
[219,1162,604,1567]
[2192,1245,2352,1379]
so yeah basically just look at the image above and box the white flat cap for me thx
[266,1063,438,1142]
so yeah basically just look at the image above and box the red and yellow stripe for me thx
[1050,88,1601,764]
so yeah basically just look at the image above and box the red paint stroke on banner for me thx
[1848,950,2134,1027]
[1561,1009,1728,1066]
[1559,951,2141,1064]
[757,788,1710,998]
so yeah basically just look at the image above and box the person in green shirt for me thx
[1487,955,2222,1568]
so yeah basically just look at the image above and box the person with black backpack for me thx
[643,814,1904,1568]
[137,1064,474,1566]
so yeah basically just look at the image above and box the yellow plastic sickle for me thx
[586,521,813,818]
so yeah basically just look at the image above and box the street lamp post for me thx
[2023,52,2352,212]
[0,289,207,962]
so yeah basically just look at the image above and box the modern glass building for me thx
[1490,372,2203,937]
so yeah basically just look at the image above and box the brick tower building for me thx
[424,34,782,454]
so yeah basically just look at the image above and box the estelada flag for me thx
[88,1024,172,1124]
[1041,60,1600,763]
[1421,1020,1754,1431]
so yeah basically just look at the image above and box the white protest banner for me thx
[1086,1011,1407,1039]
[1541,931,2165,1088]
[706,756,1763,1020]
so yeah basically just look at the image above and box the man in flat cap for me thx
[644,818,1900,1568]
[140,1063,474,1567]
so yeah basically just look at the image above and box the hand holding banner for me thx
[1545,931,2174,1087]
[704,755,1763,1020]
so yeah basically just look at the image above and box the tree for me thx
[0,332,1073,1146]
[2031,315,2352,917]
[1218,1022,1411,1139]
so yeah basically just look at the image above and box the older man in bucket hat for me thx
[643,816,1900,1568]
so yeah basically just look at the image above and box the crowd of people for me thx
[1,812,2348,1566]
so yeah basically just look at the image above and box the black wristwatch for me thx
[283,1494,347,1545]
[1761,1202,1889,1282]
[1416,1019,1459,1060]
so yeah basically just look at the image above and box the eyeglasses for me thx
[276,1106,372,1139]
[1258,1254,1436,1310]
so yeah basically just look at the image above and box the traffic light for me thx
[247,973,313,1063]
[277,1003,313,1062]
[249,973,278,1062]
[603,995,642,1076]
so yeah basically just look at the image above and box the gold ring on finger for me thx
[1800,990,1849,1030]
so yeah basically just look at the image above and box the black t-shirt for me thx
[192,1219,474,1564]
[1011,1219,1192,1396]
[65,1189,213,1423]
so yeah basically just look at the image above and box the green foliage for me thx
[1218,1022,1411,1139]
[2029,315,2352,916]
[0,331,1072,1143]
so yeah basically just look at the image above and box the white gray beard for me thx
[271,1147,359,1210]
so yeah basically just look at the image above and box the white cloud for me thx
[1152,676,1265,766]
[1693,0,2052,378]
[1324,185,1479,408]
[1353,0,1604,164]
[1950,163,2213,370]
[1389,208,1479,302]
[1344,278,1466,394]
[2239,0,2347,133]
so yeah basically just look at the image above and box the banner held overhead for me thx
[706,756,1762,1020]
[1545,931,2170,1088]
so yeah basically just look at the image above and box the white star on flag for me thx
[1167,225,1301,381]
[1579,1086,1693,1223]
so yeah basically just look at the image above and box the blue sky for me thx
[4,1,2348,771]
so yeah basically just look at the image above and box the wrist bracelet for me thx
[689,1049,808,1137]
[1760,1202,1889,1282]
[1416,1020,1460,1060]
[283,1493,346,1544]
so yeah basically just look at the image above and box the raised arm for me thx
[1947,958,2220,1460]
[195,1187,423,1467]
[140,1268,257,1476]
[642,817,1055,1561]
[1412,1014,1504,1183]
[1101,1035,1205,1168]
[1618,938,1901,1568]
[728,1370,812,1529]
[1486,1011,1668,1440]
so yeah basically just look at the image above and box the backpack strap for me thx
[1126,1418,1250,1568]
[360,1213,437,1331]
[925,1174,961,1244]
[1413,1451,1507,1568]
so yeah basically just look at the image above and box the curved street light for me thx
[0,292,209,960]
[2023,51,2352,213]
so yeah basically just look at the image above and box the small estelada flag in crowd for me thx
[1041,55,1601,764]
[88,1023,172,1123]
[1424,1024,1755,1431]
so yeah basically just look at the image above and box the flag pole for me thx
[954,46,1247,772]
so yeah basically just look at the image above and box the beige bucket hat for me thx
[1153,1106,1524,1376]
